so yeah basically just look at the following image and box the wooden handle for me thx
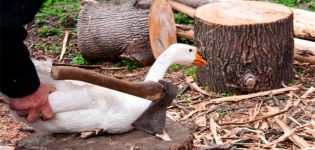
[51,66,163,101]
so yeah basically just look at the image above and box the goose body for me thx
[11,43,207,133]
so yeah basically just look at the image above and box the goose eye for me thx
[189,49,192,52]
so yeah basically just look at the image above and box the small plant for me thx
[309,2,315,11]
[291,79,301,84]
[221,91,235,97]
[169,64,185,71]
[182,99,192,105]
[121,59,140,70]
[174,12,194,25]
[71,54,85,65]
[216,110,225,117]
[294,68,304,78]
[187,66,197,80]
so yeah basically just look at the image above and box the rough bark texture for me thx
[78,0,154,65]
[16,119,193,150]
[194,1,294,93]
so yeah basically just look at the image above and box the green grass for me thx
[71,54,86,65]
[115,59,140,71]
[271,0,313,10]
[221,92,235,97]
[169,64,185,71]
[187,66,197,80]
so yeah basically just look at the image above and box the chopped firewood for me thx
[210,117,223,144]
[58,31,69,62]
[274,119,311,149]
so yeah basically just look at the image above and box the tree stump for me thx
[194,1,294,93]
[16,119,193,150]
[78,0,176,66]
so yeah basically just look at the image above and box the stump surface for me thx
[195,1,294,93]
[16,119,193,150]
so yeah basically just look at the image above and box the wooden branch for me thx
[51,66,163,101]
[203,85,300,105]
[275,119,311,149]
[210,117,223,144]
[59,31,69,62]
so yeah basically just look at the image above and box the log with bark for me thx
[78,0,176,66]
[171,0,315,41]
[194,1,294,93]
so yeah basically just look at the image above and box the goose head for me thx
[165,43,207,67]
[145,43,207,82]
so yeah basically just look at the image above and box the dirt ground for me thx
[1,1,315,149]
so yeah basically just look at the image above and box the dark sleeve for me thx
[0,0,45,98]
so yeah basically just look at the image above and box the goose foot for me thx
[80,128,104,139]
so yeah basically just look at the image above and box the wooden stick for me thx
[51,66,163,101]
[210,117,223,144]
[59,31,69,62]
[275,119,311,149]
[203,85,300,105]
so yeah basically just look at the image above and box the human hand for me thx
[9,82,55,123]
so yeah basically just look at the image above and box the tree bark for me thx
[194,1,294,93]
[78,0,176,66]
[176,25,315,65]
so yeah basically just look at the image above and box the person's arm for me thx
[0,0,54,122]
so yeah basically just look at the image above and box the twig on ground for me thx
[210,117,223,144]
[219,100,293,126]
[273,119,311,149]
[250,99,264,120]
[295,86,315,105]
[59,31,70,62]
[186,77,213,97]
[202,85,301,105]
[171,102,190,113]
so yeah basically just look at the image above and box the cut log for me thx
[16,119,193,150]
[171,0,315,41]
[78,0,176,65]
[175,25,315,65]
[293,8,315,41]
[294,38,315,64]
[194,1,294,93]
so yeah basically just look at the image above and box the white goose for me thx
[10,43,207,134]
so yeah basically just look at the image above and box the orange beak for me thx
[192,52,207,67]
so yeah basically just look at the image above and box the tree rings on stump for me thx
[194,1,294,93]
